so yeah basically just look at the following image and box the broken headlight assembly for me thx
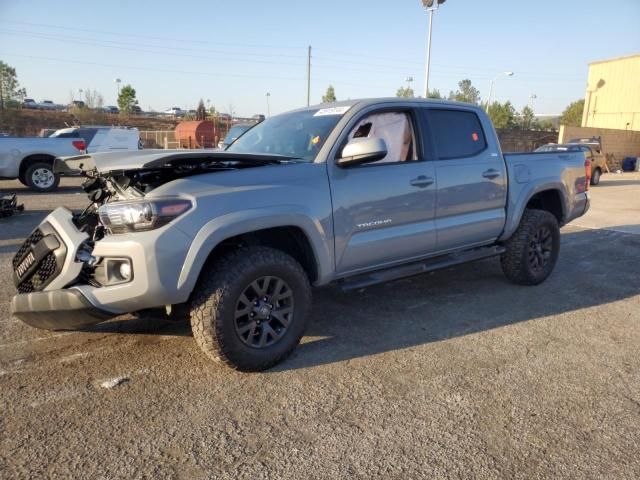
[98,198,192,234]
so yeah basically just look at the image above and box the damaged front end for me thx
[12,150,289,330]
[11,156,197,329]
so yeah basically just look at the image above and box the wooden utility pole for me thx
[306,46,311,106]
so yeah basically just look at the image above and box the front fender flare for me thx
[176,206,334,296]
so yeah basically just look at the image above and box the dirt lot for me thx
[1,173,639,479]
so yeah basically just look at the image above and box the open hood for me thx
[54,149,294,174]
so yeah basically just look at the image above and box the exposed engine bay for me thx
[68,153,292,242]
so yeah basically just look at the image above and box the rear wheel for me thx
[590,168,601,186]
[24,162,60,192]
[501,209,560,285]
[189,246,311,371]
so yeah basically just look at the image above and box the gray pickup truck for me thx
[11,99,590,371]
[0,136,87,191]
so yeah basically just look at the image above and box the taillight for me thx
[72,140,86,152]
[584,158,591,191]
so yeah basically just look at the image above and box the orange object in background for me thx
[175,121,215,149]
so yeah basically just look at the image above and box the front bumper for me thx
[11,289,115,330]
[11,207,194,330]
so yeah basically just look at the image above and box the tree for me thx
[396,86,415,98]
[427,89,442,99]
[84,89,104,109]
[117,84,138,114]
[517,105,535,130]
[322,85,336,103]
[448,79,480,105]
[537,119,556,132]
[487,101,516,129]
[559,99,584,127]
[0,60,27,110]
[196,99,207,120]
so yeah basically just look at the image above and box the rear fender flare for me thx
[500,180,567,241]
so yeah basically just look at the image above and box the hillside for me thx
[0,109,181,136]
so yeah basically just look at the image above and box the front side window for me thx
[227,108,345,162]
[346,111,417,164]
[427,109,487,160]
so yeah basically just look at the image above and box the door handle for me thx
[482,169,501,179]
[410,175,434,188]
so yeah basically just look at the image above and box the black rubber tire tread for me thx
[590,168,601,186]
[500,209,560,286]
[24,162,60,192]
[18,173,29,187]
[189,246,311,371]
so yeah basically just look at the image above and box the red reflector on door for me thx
[472,133,479,141]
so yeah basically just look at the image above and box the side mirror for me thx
[337,137,387,167]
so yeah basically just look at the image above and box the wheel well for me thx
[525,190,563,224]
[204,226,319,282]
[19,154,55,181]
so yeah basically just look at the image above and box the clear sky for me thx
[0,0,638,117]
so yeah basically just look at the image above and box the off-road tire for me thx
[590,168,601,186]
[500,209,560,286]
[190,246,311,371]
[24,162,60,192]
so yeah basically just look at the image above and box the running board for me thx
[339,245,506,291]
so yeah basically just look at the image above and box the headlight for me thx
[98,198,192,234]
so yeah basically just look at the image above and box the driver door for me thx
[328,109,437,276]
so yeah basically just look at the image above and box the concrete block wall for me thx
[496,129,558,153]
[559,125,640,170]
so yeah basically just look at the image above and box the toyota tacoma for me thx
[11,99,590,371]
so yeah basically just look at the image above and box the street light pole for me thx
[406,76,414,91]
[421,0,446,98]
[485,71,514,112]
[266,92,271,117]
[114,78,121,101]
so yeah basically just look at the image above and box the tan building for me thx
[582,54,640,131]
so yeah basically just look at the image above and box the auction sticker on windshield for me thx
[314,106,351,116]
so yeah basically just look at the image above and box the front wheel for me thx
[24,162,60,192]
[500,209,560,285]
[590,168,601,186]
[190,246,311,371]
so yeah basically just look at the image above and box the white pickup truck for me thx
[0,136,86,192]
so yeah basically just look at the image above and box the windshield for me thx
[226,108,346,161]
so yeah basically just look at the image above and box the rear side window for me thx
[77,128,98,145]
[427,109,487,160]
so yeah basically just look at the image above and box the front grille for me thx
[13,223,66,293]
[13,229,43,269]
[17,253,58,293]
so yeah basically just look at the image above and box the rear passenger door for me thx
[421,108,507,252]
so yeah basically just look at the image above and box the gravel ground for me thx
[0,174,639,479]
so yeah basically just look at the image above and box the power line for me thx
[0,20,304,50]
[0,52,415,92]
[0,52,305,82]
[0,30,305,67]
[0,28,305,59]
